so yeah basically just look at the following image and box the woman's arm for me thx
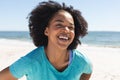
[0,67,17,80]
[80,73,92,80]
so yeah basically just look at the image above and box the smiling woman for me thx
[0,1,92,80]
[44,10,75,50]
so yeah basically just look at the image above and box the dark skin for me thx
[0,10,92,80]
[0,67,91,80]
[80,73,92,80]
[0,67,17,80]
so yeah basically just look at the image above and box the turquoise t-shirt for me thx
[10,46,92,80]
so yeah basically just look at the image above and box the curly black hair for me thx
[28,1,88,50]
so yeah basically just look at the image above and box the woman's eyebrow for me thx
[55,19,64,23]
[55,19,74,25]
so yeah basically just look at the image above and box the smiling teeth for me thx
[59,36,68,40]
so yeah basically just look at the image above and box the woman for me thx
[0,1,92,80]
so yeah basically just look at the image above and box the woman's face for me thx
[44,10,75,50]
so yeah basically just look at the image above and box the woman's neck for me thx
[45,45,70,71]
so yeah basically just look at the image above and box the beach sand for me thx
[0,40,120,80]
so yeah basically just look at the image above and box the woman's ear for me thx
[44,27,48,36]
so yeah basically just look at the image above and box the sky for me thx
[0,0,120,31]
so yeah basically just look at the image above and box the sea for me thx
[0,31,120,48]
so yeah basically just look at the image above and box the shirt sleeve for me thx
[9,56,32,78]
[83,59,93,74]
[82,53,93,74]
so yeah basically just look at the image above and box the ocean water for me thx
[81,31,120,47]
[0,31,120,48]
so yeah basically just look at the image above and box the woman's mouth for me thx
[57,35,70,41]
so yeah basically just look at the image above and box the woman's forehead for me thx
[50,10,74,24]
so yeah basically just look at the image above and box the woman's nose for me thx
[64,27,69,32]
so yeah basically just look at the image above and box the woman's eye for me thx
[55,24,74,30]
[68,26,74,30]
[56,24,63,28]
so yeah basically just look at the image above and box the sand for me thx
[0,39,120,80]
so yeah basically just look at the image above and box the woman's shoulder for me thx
[72,49,87,59]
[72,49,93,74]
[72,49,92,65]
[25,46,44,58]
[16,46,45,65]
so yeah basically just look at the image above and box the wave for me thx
[0,38,119,48]
[81,43,120,48]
